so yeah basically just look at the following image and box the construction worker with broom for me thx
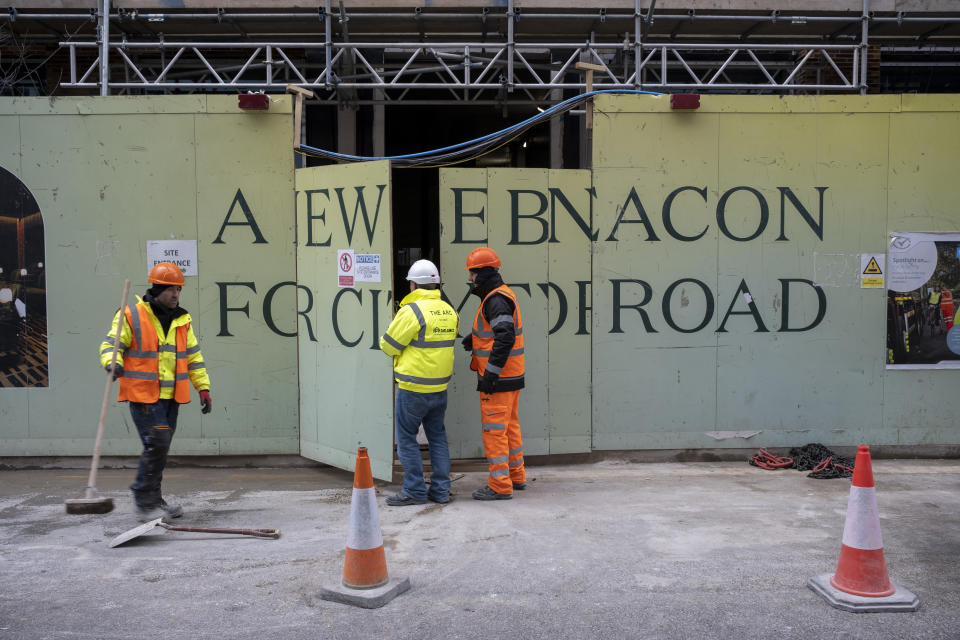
[379,259,458,506]
[99,262,211,521]
[462,247,527,500]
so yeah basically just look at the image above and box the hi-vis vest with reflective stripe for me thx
[100,299,205,404]
[471,284,525,380]
[379,289,459,393]
[120,302,189,403]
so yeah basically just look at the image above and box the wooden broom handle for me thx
[86,279,130,499]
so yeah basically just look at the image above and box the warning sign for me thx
[860,253,884,288]
[337,249,355,288]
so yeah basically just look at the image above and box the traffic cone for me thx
[808,445,919,612]
[320,447,410,608]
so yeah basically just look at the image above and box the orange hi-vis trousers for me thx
[480,389,526,495]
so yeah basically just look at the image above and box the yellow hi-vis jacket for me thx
[99,296,210,403]
[379,288,459,393]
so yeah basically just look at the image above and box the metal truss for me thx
[22,0,956,101]
[59,40,862,100]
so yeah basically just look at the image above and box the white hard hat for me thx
[406,259,441,284]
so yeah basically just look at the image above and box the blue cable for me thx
[298,89,661,164]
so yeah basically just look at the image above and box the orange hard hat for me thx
[148,262,185,286]
[465,246,501,270]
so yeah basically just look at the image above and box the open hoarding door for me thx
[295,161,395,480]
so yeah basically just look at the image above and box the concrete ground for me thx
[1,458,958,640]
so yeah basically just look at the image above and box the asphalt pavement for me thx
[1,457,958,640]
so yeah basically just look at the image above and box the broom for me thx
[65,279,130,515]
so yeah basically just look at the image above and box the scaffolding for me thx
[3,1,960,101]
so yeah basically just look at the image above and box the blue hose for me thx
[298,89,661,164]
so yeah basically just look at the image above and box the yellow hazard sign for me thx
[860,253,885,288]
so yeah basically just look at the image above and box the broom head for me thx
[65,497,115,515]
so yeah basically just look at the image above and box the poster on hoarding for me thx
[886,232,960,368]
[355,254,381,283]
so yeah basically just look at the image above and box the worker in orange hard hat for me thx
[98,261,211,522]
[462,247,527,500]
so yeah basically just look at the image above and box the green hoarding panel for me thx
[296,161,395,480]
[193,110,298,453]
[546,169,592,454]
[0,96,300,456]
[439,167,487,459]
[440,168,592,458]
[591,94,960,449]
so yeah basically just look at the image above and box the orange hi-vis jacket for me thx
[471,284,525,381]
[941,290,955,330]
[99,297,209,404]
[940,289,954,315]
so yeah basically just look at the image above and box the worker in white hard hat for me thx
[379,258,459,505]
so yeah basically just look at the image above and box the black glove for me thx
[105,364,124,380]
[461,334,473,353]
[477,370,499,394]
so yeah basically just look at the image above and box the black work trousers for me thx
[128,399,179,508]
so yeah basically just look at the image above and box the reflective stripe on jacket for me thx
[380,288,459,393]
[471,284,525,380]
[99,296,210,403]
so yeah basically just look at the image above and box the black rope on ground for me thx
[788,443,854,479]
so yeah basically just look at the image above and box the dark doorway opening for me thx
[303,101,567,301]
[385,104,555,299]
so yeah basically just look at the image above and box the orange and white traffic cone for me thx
[808,445,919,612]
[320,447,410,608]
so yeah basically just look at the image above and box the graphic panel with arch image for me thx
[0,165,48,387]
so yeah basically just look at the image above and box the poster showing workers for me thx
[0,166,48,387]
[887,232,960,368]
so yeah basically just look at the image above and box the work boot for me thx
[472,486,512,501]
[385,492,427,507]
[159,499,183,518]
[135,504,163,523]
[512,482,527,490]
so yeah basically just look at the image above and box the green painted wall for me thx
[441,94,960,452]
[2,94,958,461]
[0,95,299,456]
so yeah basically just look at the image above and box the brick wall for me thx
[796,45,882,93]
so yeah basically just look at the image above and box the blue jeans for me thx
[129,399,179,508]
[394,388,451,501]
